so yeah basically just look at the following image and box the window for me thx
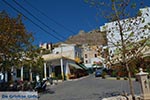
[85,54,87,58]
[16,69,21,77]
[85,60,88,63]
[56,52,59,54]
[75,52,78,57]
[46,43,49,49]
[95,54,97,58]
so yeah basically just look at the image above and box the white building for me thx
[42,54,85,80]
[52,43,82,61]
[100,7,150,59]
[41,43,86,80]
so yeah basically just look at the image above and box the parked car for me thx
[95,69,103,77]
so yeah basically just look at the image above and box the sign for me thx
[0,92,38,100]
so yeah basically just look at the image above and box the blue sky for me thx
[0,0,150,45]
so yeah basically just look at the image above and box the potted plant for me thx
[102,72,107,79]
[116,76,120,80]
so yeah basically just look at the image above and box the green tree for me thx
[25,45,44,82]
[85,0,150,99]
[0,11,34,80]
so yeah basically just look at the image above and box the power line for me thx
[12,0,66,40]
[24,0,76,35]
[2,0,64,42]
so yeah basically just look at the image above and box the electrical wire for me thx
[12,0,66,40]
[2,0,64,42]
[24,0,76,35]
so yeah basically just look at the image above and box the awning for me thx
[68,63,83,69]
[77,63,88,70]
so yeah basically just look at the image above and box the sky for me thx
[0,0,150,45]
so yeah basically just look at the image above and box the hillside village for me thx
[1,0,150,99]
[40,29,107,80]
[0,7,150,89]
[38,7,150,81]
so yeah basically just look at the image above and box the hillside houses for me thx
[40,30,107,80]
[40,43,88,80]
[100,7,150,61]
[98,7,150,76]
[1,7,149,83]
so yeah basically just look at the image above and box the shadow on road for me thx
[93,91,121,99]
[42,88,55,94]
[38,88,55,98]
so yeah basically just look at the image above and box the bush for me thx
[102,72,107,79]
[111,70,117,77]
[53,75,62,80]
[116,76,120,80]
[124,77,128,80]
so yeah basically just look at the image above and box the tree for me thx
[85,0,150,99]
[25,45,44,82]
[0,11,34,81]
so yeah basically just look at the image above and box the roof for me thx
[42,54,62,61]
[42,53,75,62]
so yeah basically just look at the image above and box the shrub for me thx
[102,72,107,79]
[116,76,120,80]
[124,77,128,80]
[111,70,117,77]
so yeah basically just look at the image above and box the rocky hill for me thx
[65,30,107,46]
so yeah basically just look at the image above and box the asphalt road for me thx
[39,74,141,100]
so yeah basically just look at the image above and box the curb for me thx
[103,76,136,81]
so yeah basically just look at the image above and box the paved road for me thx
[39,74,141,100]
